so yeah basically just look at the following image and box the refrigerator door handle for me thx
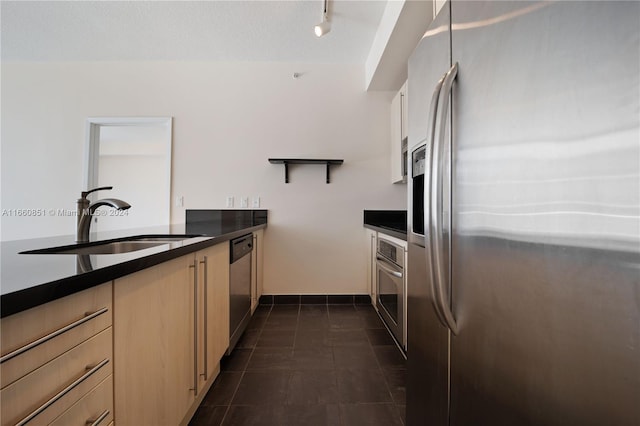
[431,62,459,335]
[425,73,448,328]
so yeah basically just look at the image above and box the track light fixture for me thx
[314,0,331,37]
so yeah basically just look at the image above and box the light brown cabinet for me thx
[2,238,241,426]
[195,242,229,395]
[114,254,195,426]
[366,229,378,307]
[49,375,114,426]
[0,282,113,426]
[114,242,232,425]
[251,229,264,312]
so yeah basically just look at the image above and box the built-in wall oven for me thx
[376,236,407,351]
[409,144,427,247]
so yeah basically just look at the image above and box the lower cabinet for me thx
[1,239,238,426]
[0,282,113,426]
[195,243,229,394]
[114,242,230,425]
[251,229,264,312]
[49,375,114,426]
[366,229,378,307]
[114,254,195,426]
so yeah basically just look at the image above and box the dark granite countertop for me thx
[363,210,407,241]
[1,210,267,318]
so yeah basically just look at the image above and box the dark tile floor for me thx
[189,303,406,426]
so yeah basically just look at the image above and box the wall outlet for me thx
[226,196,234,208]
[175,196,184,207]
[252,197,260,208]
[240,197,249,208]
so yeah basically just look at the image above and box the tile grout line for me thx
[369,306,406,426]
[218,304,272,426]
[201,302,404,426]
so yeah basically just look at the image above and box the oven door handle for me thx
[376,256,403,278]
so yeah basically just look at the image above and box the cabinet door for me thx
[365,229,377,307]
[1,282,112,389]
[390,89,404,184]
[196,243,229,392]
[114,255,195,426]
[49,376,114,426]
[251,229,264,312]
[1,329,112,426]
[251,234,258,312]
[400,80,408,141]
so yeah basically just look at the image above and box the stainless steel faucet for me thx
[76,187,131,242]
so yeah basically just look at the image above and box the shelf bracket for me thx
[268,158,344,184]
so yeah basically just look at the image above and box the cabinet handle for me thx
[253,235,258,303]
[200,255,208,381]
[85,410,110,426]
[0,307,109,364]
[370,235,376,297]
[189,259,198,396]
[400,92,405,140]
[16,359,109,426]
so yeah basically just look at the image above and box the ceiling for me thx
[1,0,388,63]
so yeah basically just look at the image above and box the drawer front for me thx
[0,328,112,426]
[50,375,113,426]
[1,282,112,388]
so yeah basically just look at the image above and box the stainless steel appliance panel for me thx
[449,1,640,425]
[228,234,253,354]
[406,3,452,425]
[407,4,442,151]
[407,245,450,426]
[376,237,406,349]
[407,0,451,250]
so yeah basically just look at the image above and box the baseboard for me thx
[259,294,372,306]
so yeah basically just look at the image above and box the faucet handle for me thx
[81,186,113,199]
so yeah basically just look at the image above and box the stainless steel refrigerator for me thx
[406,1,640,425]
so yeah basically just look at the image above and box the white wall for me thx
[1,61,406,295]
[96,124,170,232]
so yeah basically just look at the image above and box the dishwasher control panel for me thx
[230,233,253,263]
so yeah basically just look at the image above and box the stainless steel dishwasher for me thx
[228,233,253,354]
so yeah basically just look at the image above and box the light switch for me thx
[226,196,234,208]
[240,197,249,208]
[252,197,260,208]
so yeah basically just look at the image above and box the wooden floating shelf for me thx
[268,158,344,184]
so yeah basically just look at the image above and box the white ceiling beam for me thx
[365,0,433,91]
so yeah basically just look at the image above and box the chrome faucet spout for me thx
[77,198,131,242]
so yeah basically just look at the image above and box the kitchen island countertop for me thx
[1,220,266,318]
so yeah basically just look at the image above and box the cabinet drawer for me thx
[1,282,112,388]
[50,375,113,426]
[0,328,112,426]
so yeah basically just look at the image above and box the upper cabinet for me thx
[390,80,408,184]
[434,0,447,17]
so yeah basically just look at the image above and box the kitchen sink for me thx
[20,234,200,255]
[127,235,195,242]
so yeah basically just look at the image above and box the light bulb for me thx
[314,19,331,37]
